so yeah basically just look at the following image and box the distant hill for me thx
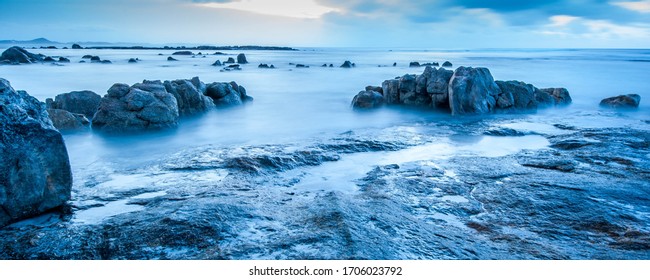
[0,38,59,44]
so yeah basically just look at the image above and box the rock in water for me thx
[237,53,248,64]
[538,88,572,106]
[0,46,44,64]
[351,90,384,109]
[204,82,251,106]
[167,56,178,61]
[225,57,235,64]
[92,80,179,133]
[448,66,501,115]
[0,78,72,228]
[495,80,538,111]
[212,60,222,66]
[46,90,102,119]
[599,94,641,109]
[46,109,90,131]
[163,77,215,116]
[422,66,453,109]
[71,43,82,49]
[172,51,194,55]
[340,61,353,68]
[442,61,453,67]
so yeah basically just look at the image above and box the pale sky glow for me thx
[1,0,649,48]
[197,0,339,19]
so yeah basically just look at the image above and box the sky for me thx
[1,0,649,48]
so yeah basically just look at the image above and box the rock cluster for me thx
[352,66,571,115]
[45,90,101,130]
[0,78,72,228]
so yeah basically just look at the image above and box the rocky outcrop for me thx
[352,66,571,115]
[71,44,82,49]
[225,57,235,64]
[47,109,90,131]
[46,90,102,119]
[599,94,640,109]
[204,81,252,106]
[0,46,44,64]
[163,77,215,116]
[0,79,72,228]
[237,53,248,64]
[442,61,452,67]
[92,81,180,133]
[340,61,353,68]
[212,60,222,66]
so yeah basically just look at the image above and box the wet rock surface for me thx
[0,79,72,228]
[46,90,102,119]
[0,116,647,259]
[600,94,641,109]
[0,46,44,64]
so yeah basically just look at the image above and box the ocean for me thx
[1,47,649,259]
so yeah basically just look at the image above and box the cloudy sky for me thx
[1,0,649,48]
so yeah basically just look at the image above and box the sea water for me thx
[1,47,649,218]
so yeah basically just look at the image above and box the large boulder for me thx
[495,80,538,111]
[0,79,72,228]
[237,53,248,64]
[204,81,251,106]
[71,44,82,49]
[400,74,429,106]
[92,80,179,133]
[351,90,384,109]
[599,94,640,109]
[47,109,90,131]
[448,66,501,115]
[163,77,215,116]
[46,90,102,119]
[0,46,44,64]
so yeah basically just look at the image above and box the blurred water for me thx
[1,47,648,177]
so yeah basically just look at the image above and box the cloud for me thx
[611,0,650,13]
[194,0,339,19]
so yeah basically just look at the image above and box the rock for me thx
[321,64,327,67]
[58,57,70,63]
[172,51,194,55]
[212,60,222,66]
[422,62,439,67]
[484,127,526,136]
[46,90,102,119]
[400,74,430,107]
[46,109,90,131]
[495,80,538,111]
[128,58,137,63]
[551,139,593,150]
[204,82,250,107]
[521,159,577,172]
[442,61,453,67]
[101,60,112,64]
[365,86,383,94]
[351,90,384,109]
[163,77,215,116]
[423,66,453,109]
[225,57,235,64]
[340,61,353,68]
[393,62,397,67]
[409,62,421,67]
[90,56,101,62]
[258,63,275,68]
[92,80,179,133]
[237,53,248,64]
[448,66,500,115]
[82,55,93,59]
[599,94,641,109]
[0,79,72,228]
[329,64,334,67]
[539,88,572,106]
[167,56,178,61]
[71,44,82,49]
[43,56,55,62]
[296,64,309,68]
[0,46,44,64]
[381,79,400,105]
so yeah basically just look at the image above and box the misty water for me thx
[1,47,649,240]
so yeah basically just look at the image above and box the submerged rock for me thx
[0,46,44,64]
[0,79,72,228]
[172,51,194,55]
[92,80,179,133]
[46,90,102,119]
[600,94,641,109]
[448,66,500,115]
[58,57,70,63]
[167,56,178,61]
[128,58,137,63]
[538,88,572,106]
